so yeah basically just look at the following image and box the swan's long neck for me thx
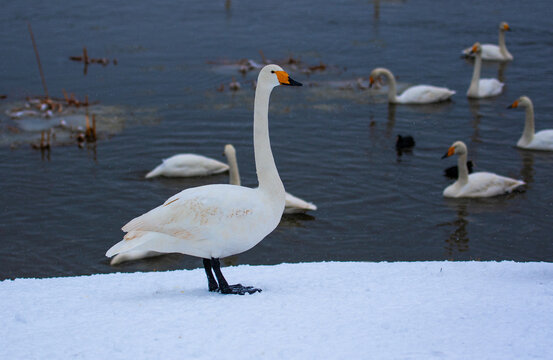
[457,152,469,185]
[253,83,285,198]
[467,53,481,97]
[520,103,535,145]
[227,151,241,186]
[498,30,510,58]
[380,69,398,103]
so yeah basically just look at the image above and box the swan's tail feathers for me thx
[106,231,152,257]
[110,250,162,265]
[145,164,164,179]
[510,179,526,192]
[107,231,209,259]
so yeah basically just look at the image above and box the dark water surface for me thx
[1,0,553,279]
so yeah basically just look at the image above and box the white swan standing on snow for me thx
[508,96,553,151]
[224,144,317,214]
[106,65,302,294]
[368,67,455,104]
[462,22,513,61]
[145,154,229,178]
[441,141,525,198]
[466,43,504,98]
[110,143,316,266]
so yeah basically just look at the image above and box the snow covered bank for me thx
[1,261,552,359]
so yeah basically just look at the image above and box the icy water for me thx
[1,0,553,279]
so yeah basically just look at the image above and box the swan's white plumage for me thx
[466,43,504,98]
[462,22,513,61]
[443,172,525,198]
[284,193,317,214]
[145,154,229,178]
[107,65,293,263]
[224,144,317,214]
[369,68,455,104]
[509,96,553,151]
[442,141,525,198]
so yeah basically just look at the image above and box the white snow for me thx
[1,261,552,359]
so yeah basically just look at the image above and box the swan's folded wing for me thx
[464,172,524,197]
[122,184,255,237]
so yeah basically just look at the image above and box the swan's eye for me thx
[271,70,275,73]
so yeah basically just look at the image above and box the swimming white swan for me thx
[508,96,553,151]
[224,144,317,214]
[369,67,455,104]
[106,65,302,294]
[462,22,513,61]
[145,154,229,178]
[441,141,525,198]
[466,43,504,98]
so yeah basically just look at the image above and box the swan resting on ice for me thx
[441,141,525,198]
[106,65,302,294]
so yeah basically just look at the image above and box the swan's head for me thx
[500,22,511,31]
[469,42,482,55]
[508,96,532,109]
[368,67,391,88]
[441,141,467,159]
[258,64,302,89]
[223,144,236,159]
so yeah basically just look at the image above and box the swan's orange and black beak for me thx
[369,76,375,88]
[507,100,519,109]
[275,71,302,86]
[441,146,455,159]
[469,44,479,54]
[503,23,511,31]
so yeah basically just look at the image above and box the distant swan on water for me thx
[466,43,504,98]
[369,67,455,104]
[462,22,513,61]
[508,96,553,151]
[223,144,317,214]
[441,141,525,198]
[106,65,303,294]
[145,154,229,178]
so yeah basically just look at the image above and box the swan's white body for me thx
[110,142,316,265]
[145,154,229,178]
[107,65,290,262]
[509,96,553,151]
[369,68,455,104]
[462,22,513,61]
[466,43,504,98]
[442,141,525,198]
[224,144,317,214]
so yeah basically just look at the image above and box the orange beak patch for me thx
[275,71,291,85]
[508,100,519,109]
[442,146,456,159]
[503,23,510,31]
[275,70,302,86]
[471,44,479,53]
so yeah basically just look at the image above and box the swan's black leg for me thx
[203,258,219,292]
[211,258,261,295]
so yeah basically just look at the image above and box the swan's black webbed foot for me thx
[220,284,262,295]
[209,257,262,295]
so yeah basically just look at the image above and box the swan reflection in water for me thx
[442,202,470,258]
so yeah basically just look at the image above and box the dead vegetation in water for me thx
[209,50,344,92]
[69,46,118,75]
